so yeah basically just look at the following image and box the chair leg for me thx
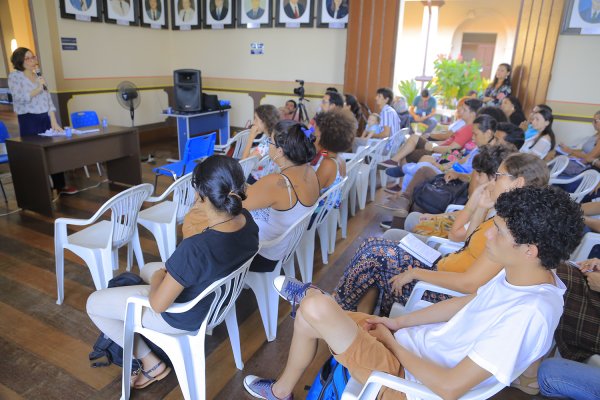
[83,165,90,179]
[0,179,7,203]
[296,231,316,283]
[55,248,65,305]
[340,199,349,239]
[316,223,329,265]
[132,229,145,271]
[224,305,244,370]
[96,162,103,176]
[121,304,136,400]
[246,270,280,341]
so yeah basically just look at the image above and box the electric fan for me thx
[116,81,140,127]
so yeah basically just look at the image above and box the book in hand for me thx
[398,234,442,267]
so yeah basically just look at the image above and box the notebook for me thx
[398,234,442,267]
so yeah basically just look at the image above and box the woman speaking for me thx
[8,47,74,193]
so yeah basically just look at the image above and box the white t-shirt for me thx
[520,135,552,159]
[448,118,466,133]
[395,269,565,395]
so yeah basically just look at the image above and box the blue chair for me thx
[70,110,102,177]
[153,133,216,188]
[0,121,10,203]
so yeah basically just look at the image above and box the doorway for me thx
[461,32,497,79]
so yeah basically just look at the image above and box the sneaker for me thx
[273,276,321,319]
[377,159,398,170]
[243,375,293,400]
[379,220,392,230]
[384,184,402,194]
[59,185,78,195]
[385,166,405,178]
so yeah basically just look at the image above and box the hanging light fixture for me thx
[10,39,18,52]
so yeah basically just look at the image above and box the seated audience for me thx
[343,93,362,129]
[482,63,512,106]
[408,89,438,134]
[425,96,469,142]
[335,153,549,316]
[279,99,298,121]
[494,122,525,149]
[243,121,320,272]
[558,110,600,172]
[391,95,410,129]
[537,259,600,399]
[500,96,526,126]
[240,104,280,182]
[359,113,383,139]
[476,106,507,123]
[87,155,259,390]
[243,186,582,400]
[520,103,553,140]
[321,91,344,112]
[520,106,555,159]
[374,87,401,139]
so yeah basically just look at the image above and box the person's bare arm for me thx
[409,105,419,120]
[427,141,461,154]
[148,269,185,312]
[316,157,336,190]
[241,124,262,159]
[582,202,600,216]
[243,174,281,210]
[429,131,453,141]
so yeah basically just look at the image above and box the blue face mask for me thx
[524,124,538,140]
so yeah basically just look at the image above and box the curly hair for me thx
[502,153,549,187]
[495,186,584,269]
[314,108,356,153]
[471,144,517,179]
[255,104,280,135]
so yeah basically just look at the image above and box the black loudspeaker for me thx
[173,69,202,113]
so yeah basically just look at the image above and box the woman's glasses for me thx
[494,172,514,180]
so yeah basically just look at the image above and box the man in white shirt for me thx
[243,186,584,400]
[374,87,401,139]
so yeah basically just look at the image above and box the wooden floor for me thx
[0,129,540,399]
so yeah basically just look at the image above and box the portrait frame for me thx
[60,0,103,22]
[562,0,600,35]
[103,0,140,25]
[316,0,348,28]
[203,0,236,29]
[171,0,202,30]
[140,0,169,29]
[275,0,313,28]
[237,0,273,28]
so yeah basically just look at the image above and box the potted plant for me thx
[433,55,483,107]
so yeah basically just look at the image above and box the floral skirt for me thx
[333,237,444,316]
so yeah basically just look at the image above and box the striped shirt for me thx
[379,104,401,137]
[8,70,56,115]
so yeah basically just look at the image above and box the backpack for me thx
[88,272,170,374]
[412,174,469,214]
[306,356,351,400]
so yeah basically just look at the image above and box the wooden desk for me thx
[6,126,142,216]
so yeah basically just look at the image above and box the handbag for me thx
[412,174,469,214]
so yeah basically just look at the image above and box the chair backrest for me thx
[386,127,408,157]
[547,155,569,179]
[570,169,600,203]
[71,110,99,128]
[312,177,347,230]
[347,145,370,170]
[163,252,258,332]
[96,184,153,248]
[183,133,217,164]
[171,173,196,225]
[239,156,260,179]
[256,155,281,175]
[0,121,8,157]
[261,204,318,265]
[367,139,389,171]
[230,129,251,159]
[341,161,362,200]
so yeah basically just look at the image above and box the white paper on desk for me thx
[73,128,100,134]
[398,234,441,267]
[38,129,66,137]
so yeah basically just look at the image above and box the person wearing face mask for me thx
[333,153,550,317]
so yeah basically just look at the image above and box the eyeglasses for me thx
[24,55,37,61]
[494,172,514,180]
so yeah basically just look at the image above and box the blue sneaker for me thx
[385,166,405,178]
[243,375,293,400]
[273,276,321,319]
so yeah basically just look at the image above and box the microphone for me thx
[35,68,48,91]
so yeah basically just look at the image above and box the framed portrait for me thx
[275,0,313,28]
[140,0,169,29]
[562,0,600,35]
[203,0,236,29]
[103,0,140,25]
[237,0,272,28]
[316,0,348,28]
[60,0,103,22]
[172,0,201,29]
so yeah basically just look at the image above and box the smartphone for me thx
[567,260,594,273]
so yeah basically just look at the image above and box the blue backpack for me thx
[306,356,351,400]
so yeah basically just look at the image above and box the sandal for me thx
[510,373,539,395]
[131,360,172,389]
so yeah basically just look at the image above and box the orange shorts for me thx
[333,312,406,400]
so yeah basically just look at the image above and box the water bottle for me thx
[102,117,108,129]
[65,126,72,138]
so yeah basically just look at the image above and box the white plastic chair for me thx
[239,156,260,180]
[345,146,371,217]
[380,128,409,188]
[54,183,153,305]
[550,169,600,203]
[342,281,524,400]
[547,155,570,179]
[120,252,258,400]
[339,151,368,239]
[213,129,251,159]
[245,204,317,342]
[355,139,389,210]
[137,173,196,262]
[570,232,600,261]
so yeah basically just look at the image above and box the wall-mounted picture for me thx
[275,0,313,28]
[60,0,103,22]
[172,0,201,29]
[104,0,139,25]
[141,0,169,29]
[562,0,600,35]
[317,0,348,27]
[204,0,236,28]
[237,0,272,28]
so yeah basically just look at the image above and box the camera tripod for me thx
[294,97,310,125]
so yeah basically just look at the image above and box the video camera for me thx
[293,79,305,100]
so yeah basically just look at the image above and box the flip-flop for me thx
[510,374,539,395]
[132,361,172,390]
